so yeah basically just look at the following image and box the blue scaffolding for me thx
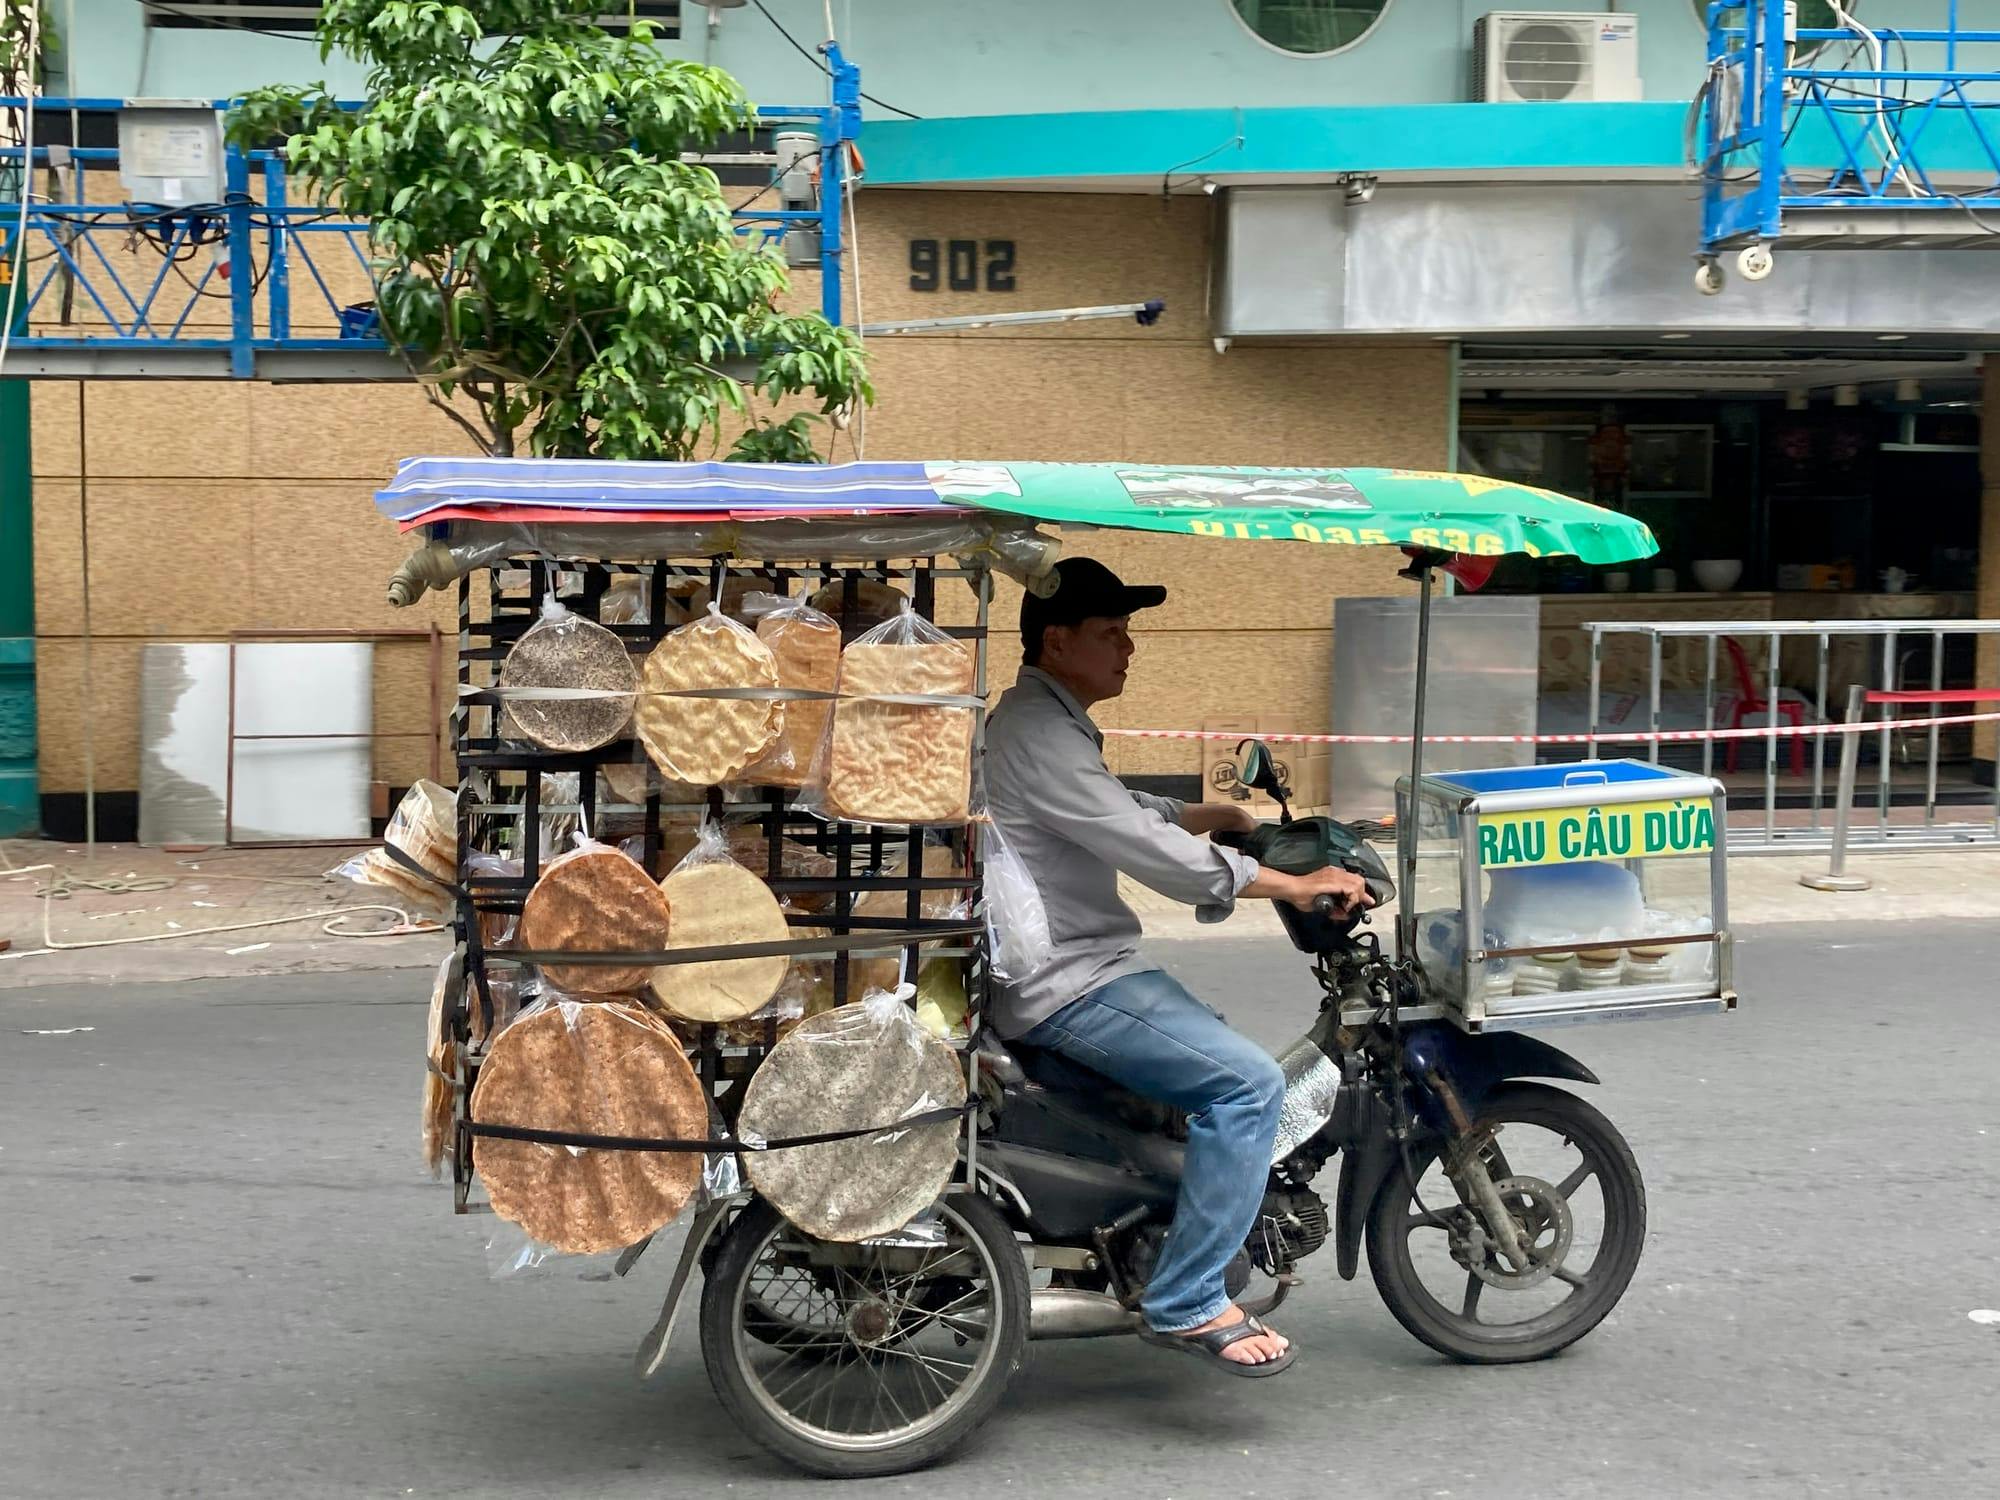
[0,47,862,379]
[1694,0,2000,290]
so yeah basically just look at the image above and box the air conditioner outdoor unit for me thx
[1472,11,1641,103]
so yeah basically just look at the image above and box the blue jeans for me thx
[1021,968,1286,1334]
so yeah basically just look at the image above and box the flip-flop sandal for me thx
[1137,1314,1296,1379]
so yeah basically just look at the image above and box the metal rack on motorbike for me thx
[444,550,995,1213]
[377,458,1721,1478]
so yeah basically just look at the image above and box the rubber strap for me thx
[467,1099,975,1155]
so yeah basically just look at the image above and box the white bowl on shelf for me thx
[1692,558,1743,592]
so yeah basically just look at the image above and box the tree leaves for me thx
[228,1,870,461]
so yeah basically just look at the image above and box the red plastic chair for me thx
[1721,636,1806,777]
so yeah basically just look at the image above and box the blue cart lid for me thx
[1430,760,1686,795]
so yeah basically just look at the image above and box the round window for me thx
[1228,1,1392,57]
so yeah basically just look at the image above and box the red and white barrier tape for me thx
[1100,709,2000,747]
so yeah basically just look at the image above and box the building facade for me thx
[5,1,1997,836]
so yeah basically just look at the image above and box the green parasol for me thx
[922,462,1657,564]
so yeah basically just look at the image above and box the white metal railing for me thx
[1583,619,2000,853]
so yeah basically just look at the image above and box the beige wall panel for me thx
[31,481,84,638]
[84,383,253,478]
[248,385,486,480]
[66,482,255,635]
[852,338,964,457]
[29,382,80,477]
[947,342,1150,462]
[245,483,458,634]
[371,642,451,786]
[34,638,143,793]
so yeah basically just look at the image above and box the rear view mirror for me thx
[1236,739,1286,802]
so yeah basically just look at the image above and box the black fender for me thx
[1402,1023,1597,1121]
[1329,1027,1598,1282]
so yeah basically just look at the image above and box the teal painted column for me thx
[0,288,38,837]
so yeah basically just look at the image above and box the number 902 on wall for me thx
[909,239,1017,293]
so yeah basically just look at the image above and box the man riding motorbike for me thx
[984,558,1371,1377]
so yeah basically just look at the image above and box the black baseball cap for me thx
[1020,557,1167,654]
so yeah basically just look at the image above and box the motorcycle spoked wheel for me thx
[1364,1082,1646,1365]
[699,1194,1030,1478]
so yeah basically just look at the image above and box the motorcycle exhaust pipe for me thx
[1029,1287,1143,1341]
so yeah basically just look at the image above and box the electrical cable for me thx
[746,0,923,120]
[1159,112,1245,198]
[131,0,320,44]
[0,846,442,954]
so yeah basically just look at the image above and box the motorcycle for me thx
[673,741,1647,1478]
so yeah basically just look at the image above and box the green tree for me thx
[229,0,869,461]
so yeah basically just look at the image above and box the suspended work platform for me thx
[0,49,861,380]
[1694,0,2000,291]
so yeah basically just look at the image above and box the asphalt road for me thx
[4,922,1998,1500]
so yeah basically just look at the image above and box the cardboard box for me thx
[1202,717,1330,817]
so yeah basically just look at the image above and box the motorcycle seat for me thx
[991,1036,1185,1137]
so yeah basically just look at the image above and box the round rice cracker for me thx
[739,1002,966,1242]
[471,1000,708,1254]
[422,952,460,1176]
[635,615,781,786]
[392,780,457,860]
[498,611,639,753]
[650,861,792,1023]
[517,845,673,996]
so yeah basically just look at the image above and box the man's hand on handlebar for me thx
[1244,864,1373,915]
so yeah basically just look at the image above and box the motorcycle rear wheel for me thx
[699,1193,1030,1478]
[1365,1082,1645,1365]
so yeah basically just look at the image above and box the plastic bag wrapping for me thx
[979,816,1053,983]
[1484,862,1645,950]
[914,956,970,1042]
[536,771,584,864]
[1268,1037,1344,1165]
[496,596,638,753]
[1464,858,1715,995]
[1413,910,1512,1002]
[635,603,783,786]
[649,816,792,1024]
[805,600,978,827]
[470,996,710,1260]
[601,577,649,627]
[847,843,973,998]
[736,986,968,1242]
[515,835,672,995]
[331,779,457,920]
[737,595,841,789]
[392,516,1058,603]
[462,851,528,1043]
[807,577,908,644]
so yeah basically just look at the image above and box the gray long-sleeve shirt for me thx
[983,667,1258,1037]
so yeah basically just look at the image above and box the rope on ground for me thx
[1,847,442,954]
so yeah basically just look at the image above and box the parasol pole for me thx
[1396,554,1437,964]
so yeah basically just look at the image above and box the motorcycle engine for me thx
[1250,1187,1330,1273]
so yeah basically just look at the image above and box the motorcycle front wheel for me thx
[699,1193,1030,1478]
[1365,1082,1646,1364]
